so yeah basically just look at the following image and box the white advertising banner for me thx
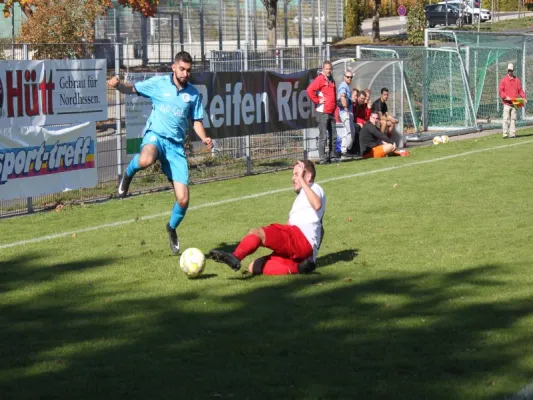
[0,59,107,128]
[124,72,160,154]
[0,122,97,200]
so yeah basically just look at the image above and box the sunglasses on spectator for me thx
[345,75,353,79]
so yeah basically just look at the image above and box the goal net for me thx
[357,46,477,142]
[426,30,533,130]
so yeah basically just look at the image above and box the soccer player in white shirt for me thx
[209,160,326,275]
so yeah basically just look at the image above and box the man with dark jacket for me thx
[306,60,338,164]
[359,111,397,159]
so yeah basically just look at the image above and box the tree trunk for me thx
[261,0,278,48]
[372,1,380,43]
[21,5,32,18]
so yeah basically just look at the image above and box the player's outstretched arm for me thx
[193,120,213,149]
[107,76,137,95]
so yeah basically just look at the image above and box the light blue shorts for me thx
[141,132,188,185]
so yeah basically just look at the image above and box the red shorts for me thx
[255,224,313,275]
[253,255,301,275]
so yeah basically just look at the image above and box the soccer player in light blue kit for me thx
[107,51,213,255]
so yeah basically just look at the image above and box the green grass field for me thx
[2,131,533,400]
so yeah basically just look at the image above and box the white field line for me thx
[1,138,532,251]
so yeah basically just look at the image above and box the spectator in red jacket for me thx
[348,90,370,156]
[498,63,527,139]
[354,91,371,127]
[306,60,338,164]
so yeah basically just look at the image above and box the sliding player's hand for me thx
[295,161,307,181]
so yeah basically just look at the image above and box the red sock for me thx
[233,234,262,260]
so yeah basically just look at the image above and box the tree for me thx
[115,0,159,17]
[407,0,426,45]
[1,0,159,19]
[15,1,111,58]
[261,0,278,48]
[372,0,381,43]
[1,0,160,58]
[1,0,158,59]
[345,0,366,37]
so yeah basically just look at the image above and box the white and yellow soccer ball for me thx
[179,248,206,278]
[432,136,443,145]
[441,135,450,143]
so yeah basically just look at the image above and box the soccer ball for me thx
[179,248,206,278]
[432,136,443,145]
[441,135,450,143]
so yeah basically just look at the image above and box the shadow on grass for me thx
[316,248,359,267]
[0,252,116,293]
[192,273,218,280]
[210,241,240,254]
[1,262,532,399]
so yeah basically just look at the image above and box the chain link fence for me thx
[95,0,343,67]
[0,41,328,217]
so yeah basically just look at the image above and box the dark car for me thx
[424,3,472,27]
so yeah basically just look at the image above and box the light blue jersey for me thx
[337,81,352,112]
[134,74,204,143]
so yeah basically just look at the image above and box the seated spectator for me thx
[351,88,360,105]
[363,88,372,111]
[354,91,371,127]
[349,91,371,156]
[359,111,397,158]
[372,87,399,138]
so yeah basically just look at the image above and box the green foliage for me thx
[407,0,426,45]
[345,0,366,37]
[496,0,524,11]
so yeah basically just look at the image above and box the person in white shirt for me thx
[209,160,326,275]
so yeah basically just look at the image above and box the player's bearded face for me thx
[172,61,192,85]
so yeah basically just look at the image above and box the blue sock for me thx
[126,154,141,178]
[169,202,187,230]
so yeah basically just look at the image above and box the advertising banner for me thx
[124,72,161,154]
[124,70,318,153]
[0,59,107,128]
[0,122,97,200]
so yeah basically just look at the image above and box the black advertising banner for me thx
[190,69,318,139]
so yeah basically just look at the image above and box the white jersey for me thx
[288,183,326,260]
[316,91,324,113]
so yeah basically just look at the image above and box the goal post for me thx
[357,45,478,141]
[426,29,533,129]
